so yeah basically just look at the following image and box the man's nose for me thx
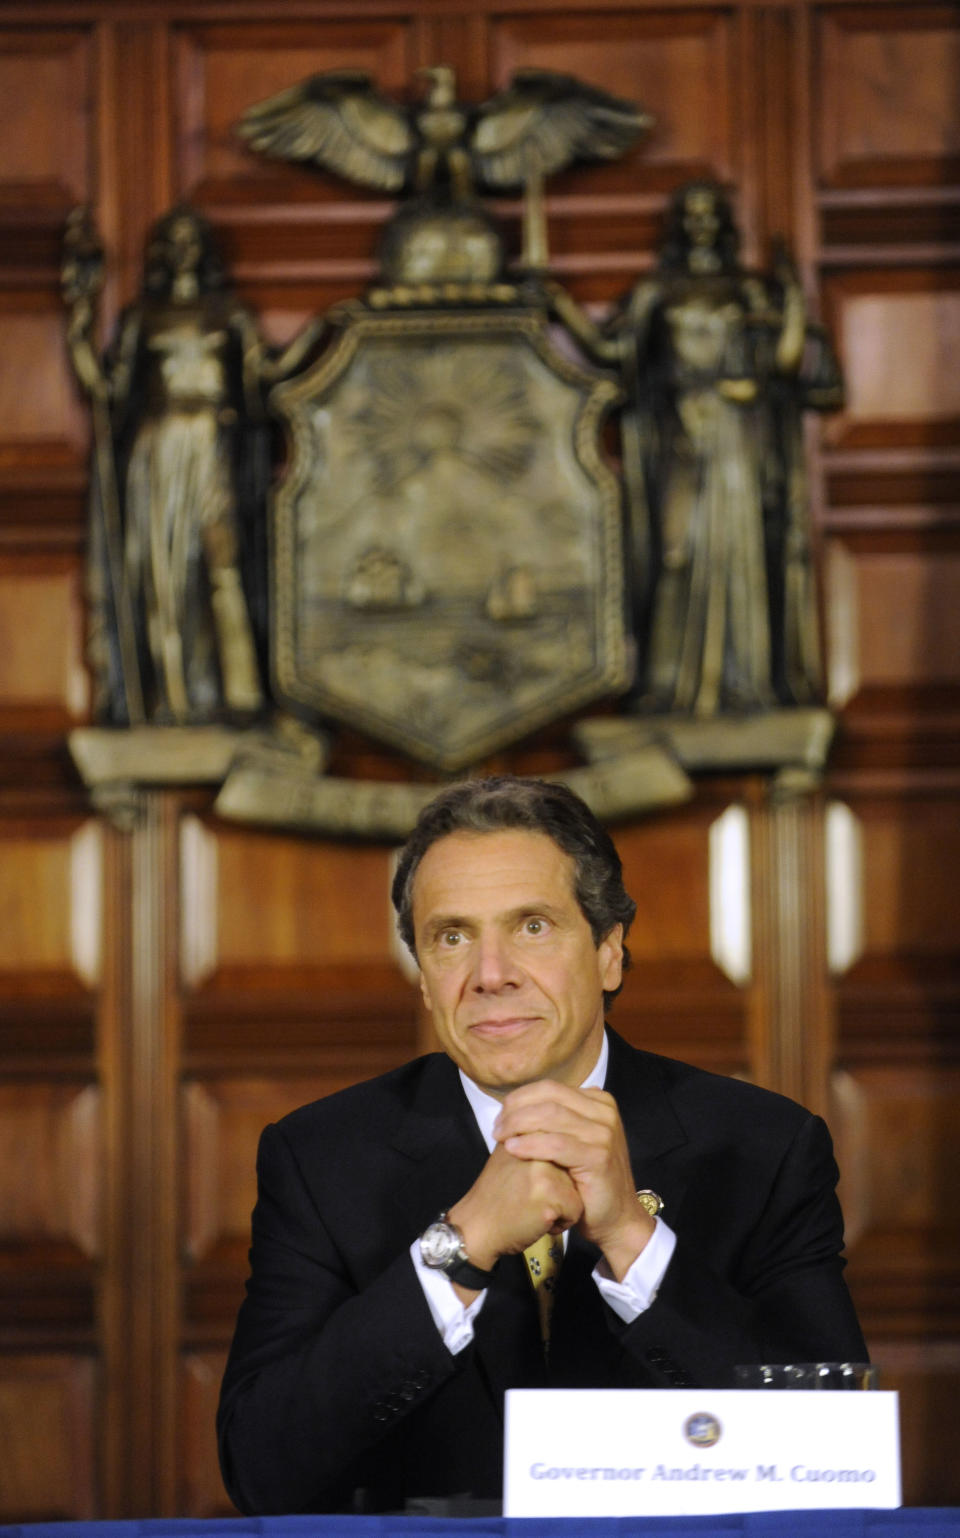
[470,931,519,992]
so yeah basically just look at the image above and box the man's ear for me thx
[598,923,624,992]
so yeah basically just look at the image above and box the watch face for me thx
[420,1221,462,1269]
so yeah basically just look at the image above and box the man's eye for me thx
[440,930,462,947]
[523,918,547,935]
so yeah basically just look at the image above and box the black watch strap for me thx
[446,1253,498,1289]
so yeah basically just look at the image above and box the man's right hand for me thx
[445,1144,583,1300]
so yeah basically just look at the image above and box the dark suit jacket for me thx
[217,1030,866,1514]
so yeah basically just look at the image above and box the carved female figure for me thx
[607,182,842,716]
[64,205,322,724]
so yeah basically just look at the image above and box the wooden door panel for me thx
[0,559,88,722]
[0,27,93,208]
[0,1082,100,1259]
[172,18,416,203]
[816,4,960,189]
[0,300,89,471]
[180,1350,234,1517]
[614,802,750,1075]
[852,793,960,962]
[823,271,960,451]
[826,541,960,700]
[179,817,403,991]
[0,822,100,985]
[489,8,736,185]
[0,1354,96,1521]
[869,1343,960,1507]
[834,1064,960,1255]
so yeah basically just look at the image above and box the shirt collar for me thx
[459,1029,609,1154]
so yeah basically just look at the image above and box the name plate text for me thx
[504,1388,900,1516]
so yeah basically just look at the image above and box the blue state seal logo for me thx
[684,1412,722,1448]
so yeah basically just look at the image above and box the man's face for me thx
[412,829,623,1098]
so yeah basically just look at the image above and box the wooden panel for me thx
[489,8,736,187]
[834,1065,960,1250]
[0,1353,96,1520]
[828,541,960,693]
[856,795,960,958]
[0,1083,99,1258]
[828,786,960,1059]
[842,293,960,423]
[180,819,401,987]
[0,27,92,209]
[171,18,420,304]
[865,1341,960,1507]
[816,4,960,189]
[180,1350,234,1517]
[0,822,101,986]
[612,801,747,1072]
[823,270,960,450]
[832,1059,960,1513]
[616,814,713,964]
[180,809,419,1063]
[0,298,89,469]
[172,19,415,203]
[0,559,88,717]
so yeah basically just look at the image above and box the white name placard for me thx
[504,1389,900,1517]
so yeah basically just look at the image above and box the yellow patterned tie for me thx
[522,1233,564,1344]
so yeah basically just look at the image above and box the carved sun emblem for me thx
[352,346,541,493]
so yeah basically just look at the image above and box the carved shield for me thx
[270,308,629,770]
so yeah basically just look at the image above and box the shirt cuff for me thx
[409,1237,487,1353]
[592,1217,677,1323]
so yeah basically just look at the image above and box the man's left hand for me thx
[493,1082,655,1282]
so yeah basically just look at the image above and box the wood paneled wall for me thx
[0,0,957,1517]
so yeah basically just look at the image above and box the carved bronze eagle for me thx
[238,64,651,199]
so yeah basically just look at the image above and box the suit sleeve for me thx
[217,1121,459,1514]
[616,1112,867,1387]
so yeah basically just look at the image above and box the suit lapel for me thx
[388,1056,544,1410]
[388,1053,489,1229]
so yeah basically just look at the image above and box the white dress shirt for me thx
[410,1031,677,1352]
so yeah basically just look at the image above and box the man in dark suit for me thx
[218,775,867,1515]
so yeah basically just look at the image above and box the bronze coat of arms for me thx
[270,306,627,771]
[61,66,840,830]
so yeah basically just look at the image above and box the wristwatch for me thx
[636,1188,665,1218]
[419,1214,498,1290]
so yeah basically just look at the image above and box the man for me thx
[218,775,866,1514]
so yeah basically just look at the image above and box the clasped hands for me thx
[447,1082,654,1295]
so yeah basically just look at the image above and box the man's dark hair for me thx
[391,775,637,1006]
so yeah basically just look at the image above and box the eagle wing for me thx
[238,70,415,192]
[472,69,652,188]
